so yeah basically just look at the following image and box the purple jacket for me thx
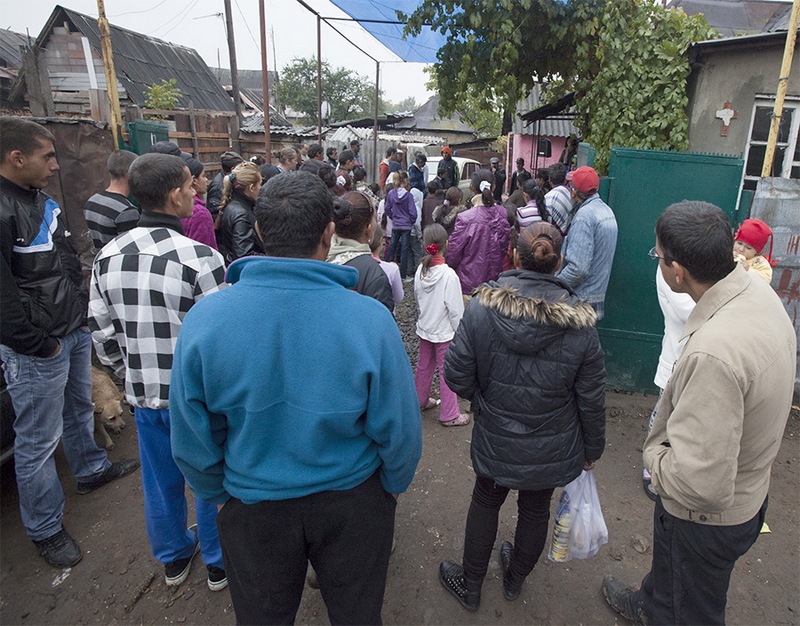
[385,188,417,230]
[181,196,218,250]
[447,203,511,294]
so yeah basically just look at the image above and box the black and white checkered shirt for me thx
[88,212,227,409]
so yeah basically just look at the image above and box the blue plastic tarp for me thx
[328,0,446,63]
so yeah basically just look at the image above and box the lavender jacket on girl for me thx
[385,187,417,230]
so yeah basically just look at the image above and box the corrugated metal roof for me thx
[513,84,580,138]
[44,6,235,111]
[0,29,29,70]
[667,0,793,36]
[240,111,319,136]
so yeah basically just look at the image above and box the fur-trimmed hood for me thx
[472,271,596,355]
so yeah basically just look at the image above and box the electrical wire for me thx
[109,0,171,18]
[233,0,262,55]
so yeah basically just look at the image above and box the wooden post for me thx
[761,0,799,177]
[317,15,323,143]
[373,61,380,183]
[97,0,123,148]
[258,0,271,156]
[224,0,244,132]
[21,47,55,117]
[188,100,200,158]
[228,114,241,155]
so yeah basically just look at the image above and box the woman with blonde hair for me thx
[273,147,298,173]
[218,161,263,264]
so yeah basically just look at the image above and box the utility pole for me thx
[96,0,123,148]
[223,0,243,153]
[762,0,799,177]
[317,15,322,142]
[259,0,271,156]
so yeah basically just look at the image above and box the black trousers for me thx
[462,475,555,583]
[636,496,767,625]
[216,472,396,625]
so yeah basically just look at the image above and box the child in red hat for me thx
[733,218,774,284]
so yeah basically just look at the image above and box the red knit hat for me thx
[735,218,772,254]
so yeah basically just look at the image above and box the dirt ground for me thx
[1,288,798,625]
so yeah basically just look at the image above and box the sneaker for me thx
[207,565,228,591]
[165,541,200,587]
[403,277,414,283]
[441,413,471,427]
[438,560,481,611]
[499,541,522,601]
[642,476,657,502]
[602,575,649,626]
[76,459,140,495]
[33,527,82,568]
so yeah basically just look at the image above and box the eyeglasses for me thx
[648,246,667,262]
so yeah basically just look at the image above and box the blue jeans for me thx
[387,229,412,279]
[134,407,223,568]
[0,327,110,541]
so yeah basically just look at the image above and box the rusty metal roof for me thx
[36,6,235,111]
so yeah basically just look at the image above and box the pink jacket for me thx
[181,196,218,250]
[447,203,511,294]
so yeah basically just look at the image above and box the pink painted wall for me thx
[510,134,567,174]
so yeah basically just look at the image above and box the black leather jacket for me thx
[218,190,264,265]
[0,176,88,356]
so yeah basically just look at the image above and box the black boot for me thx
[602,575,649,626]
[500,541,524,600]
[439,560,481,611]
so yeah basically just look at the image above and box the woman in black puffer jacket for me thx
[438,222,606,612]
[218,161,264,265]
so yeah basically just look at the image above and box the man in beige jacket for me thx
[603,201,796,625]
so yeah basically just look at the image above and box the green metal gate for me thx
[598,147,744,392]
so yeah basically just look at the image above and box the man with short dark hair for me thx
[350,139,363,167]
[509,157,529,195]
[380,146,398,193]
[557,165,617,320]
[170,171,422,625]
[83,150,139,251]
[409,152,427,196]
[89,153,228,592]
[603,201,795,626]
[206,150,243,221]
[545,162,571,232]
[0,117,139,568]
[336,149,356,191]
[308,143,324,160]
[326,146,338,169]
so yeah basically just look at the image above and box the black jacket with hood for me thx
[444,270,606,490]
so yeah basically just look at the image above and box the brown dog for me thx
[91,366,127,450]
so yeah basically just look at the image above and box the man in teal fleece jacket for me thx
[169,171,422,625]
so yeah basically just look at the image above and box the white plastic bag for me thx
[548,470,608,562]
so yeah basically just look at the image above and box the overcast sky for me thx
[2,0,434,106]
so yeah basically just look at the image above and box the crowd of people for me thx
[0,114,795,626]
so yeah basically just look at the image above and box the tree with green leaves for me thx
[144,78,182,118]
[403,0,714,173]
[279,57,376,124]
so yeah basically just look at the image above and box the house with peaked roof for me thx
[395,95,477,146]
[668,0,793,36]
[10,5,234,116]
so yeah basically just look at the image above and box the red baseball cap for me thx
[566,166,600,194]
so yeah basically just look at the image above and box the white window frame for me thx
[741,95,800,193]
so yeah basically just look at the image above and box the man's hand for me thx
[583,459,596,471]
[49,342,62,358]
